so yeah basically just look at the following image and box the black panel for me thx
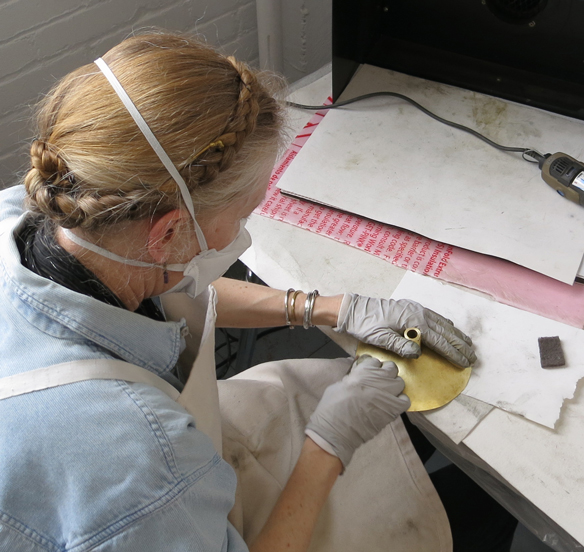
[332,0,383,100]
[332,0,584,119]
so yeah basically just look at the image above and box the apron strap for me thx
[0,359,180,401]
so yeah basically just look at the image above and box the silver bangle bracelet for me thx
[303,290,320,330]
[284,288,294,326]
[289,290,302,329]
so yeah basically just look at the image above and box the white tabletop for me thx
[240,67,584,551]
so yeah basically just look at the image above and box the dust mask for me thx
[61,58,252,299]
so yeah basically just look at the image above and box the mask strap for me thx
[94,57,208,252]
[61,228,186,271]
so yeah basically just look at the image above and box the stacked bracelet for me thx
[303,290,320,329]
[289,290,302,328]
[284,288,294,326]
[285,289,319,328]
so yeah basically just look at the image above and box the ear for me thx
[146,209,191,264]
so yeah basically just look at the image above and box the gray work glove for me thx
[305,355,410,469]
[334,293,477,367]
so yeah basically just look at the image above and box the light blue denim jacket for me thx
[0,186,247,552]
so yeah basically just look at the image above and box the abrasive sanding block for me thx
[538,336,566,368]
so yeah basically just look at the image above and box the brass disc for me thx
[356,328,472,412]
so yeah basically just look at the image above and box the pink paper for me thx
[255,101,584,328]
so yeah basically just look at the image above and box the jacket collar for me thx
[0,215,186,377]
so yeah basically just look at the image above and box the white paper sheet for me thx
[391,272,584,428]
[277,64,584,284]
[418,394,493,444]
[463,383,584,546]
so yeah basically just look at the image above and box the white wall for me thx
[281,0,331,84]
[0,0,260,187]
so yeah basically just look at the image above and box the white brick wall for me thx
[0,0,260,187]
[282,0,331,84]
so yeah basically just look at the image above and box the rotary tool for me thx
[538,152,584,206]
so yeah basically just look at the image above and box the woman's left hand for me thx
[334,293,477,367]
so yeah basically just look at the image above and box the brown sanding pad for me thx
[538,336,566,368]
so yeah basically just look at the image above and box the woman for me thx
[0,32,507,552]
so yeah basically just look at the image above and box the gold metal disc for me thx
[356,328,472,412]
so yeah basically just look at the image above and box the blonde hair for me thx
[24,32,285,231]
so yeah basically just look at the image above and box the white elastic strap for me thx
[0,359,180,401]
[61,228,185,271]
[93,57,208,251]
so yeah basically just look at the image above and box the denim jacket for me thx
[0,186,247,552]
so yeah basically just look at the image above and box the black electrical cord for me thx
[287,92,545,164]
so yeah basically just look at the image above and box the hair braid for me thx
[24,140,168,229]
[181,56,261,187]
[24,140,85,227]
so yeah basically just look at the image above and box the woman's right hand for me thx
[305,355,410,469]
[252,356,409,552]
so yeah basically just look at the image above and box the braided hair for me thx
[24,32,285,231]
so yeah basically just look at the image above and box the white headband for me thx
[94,57,208,251]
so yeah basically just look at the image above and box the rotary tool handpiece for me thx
[539,152,584,206]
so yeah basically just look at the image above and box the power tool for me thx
[538,153,584,206]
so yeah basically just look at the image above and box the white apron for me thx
[0,288,451,552]
[163,291,452,552]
